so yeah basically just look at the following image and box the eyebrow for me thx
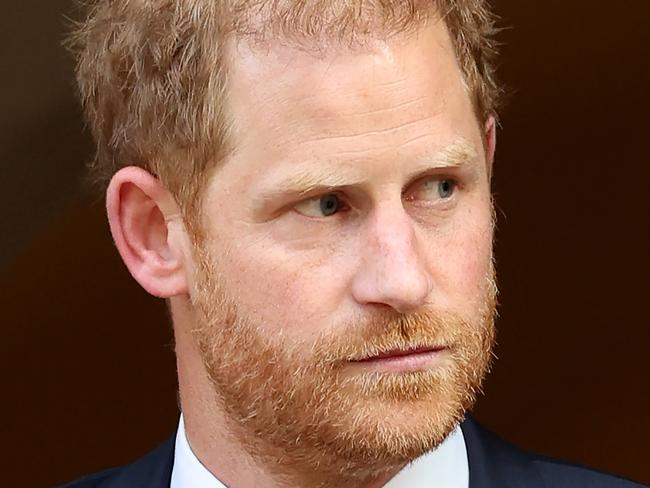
[252,138,479,208]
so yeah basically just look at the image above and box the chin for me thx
[321,385,470,465]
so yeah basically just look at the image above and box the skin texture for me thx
[107,18,498,488]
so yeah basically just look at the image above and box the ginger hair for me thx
[68,0,501,221]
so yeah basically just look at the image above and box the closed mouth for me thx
[352,345,447,362]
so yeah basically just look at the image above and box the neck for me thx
[171,296,402,488]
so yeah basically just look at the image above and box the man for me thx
[63,1,646,487]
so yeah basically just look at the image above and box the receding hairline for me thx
[228,0,439,48]
[68,0,501,225]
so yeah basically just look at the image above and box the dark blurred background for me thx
[1,1,648,487]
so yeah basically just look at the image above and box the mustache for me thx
[309,309,478,364]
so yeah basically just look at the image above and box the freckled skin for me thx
[199,24,493,336]
[176,19,496,488]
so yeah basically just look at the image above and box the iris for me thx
[438,179,455,199]
[319,194,340,216]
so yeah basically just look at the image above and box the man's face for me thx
[187,20,496,478]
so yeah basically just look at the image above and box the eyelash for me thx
[290,191,351,220]
[293,175,461,219]
[405,176,460,202]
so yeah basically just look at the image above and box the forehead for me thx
[220,20,481,185]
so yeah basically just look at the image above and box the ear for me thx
[484,115,497,182]
[106,166,189,298]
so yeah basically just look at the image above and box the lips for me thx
[354,345,446,362]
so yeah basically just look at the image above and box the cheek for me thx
[428,205,494,304]
[220,238,345,337]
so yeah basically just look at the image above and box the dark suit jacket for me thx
[60,416,648,487]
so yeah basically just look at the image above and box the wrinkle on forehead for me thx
[219,17,482,205]
[226,22,466,139]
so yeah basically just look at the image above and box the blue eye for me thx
[419,178,456,201]
[438,179,456,199]
[319,194,341,216]
[294,193,344,218]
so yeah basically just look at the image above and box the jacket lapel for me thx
[103,416,547,488]
[106,435,175,488]
[461,415,546,488]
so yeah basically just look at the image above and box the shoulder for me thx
[461,416,648,488]
[531,454,647,487]
[57,435,176,488]
[57,467,122,488]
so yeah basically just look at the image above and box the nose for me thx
[351,205,432,314]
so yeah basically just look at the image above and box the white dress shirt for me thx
[171,414,469,488]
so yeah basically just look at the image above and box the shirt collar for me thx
[170,415,228,488]
[171,414,469,488]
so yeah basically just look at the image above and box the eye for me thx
[417,177,458,201]
[293,193,346,218]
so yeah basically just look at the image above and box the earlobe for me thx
[106,167,189,298]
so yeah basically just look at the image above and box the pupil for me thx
[439,180,454,198]
[320,195,339,216]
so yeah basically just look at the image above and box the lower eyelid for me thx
[406,188,459,206]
